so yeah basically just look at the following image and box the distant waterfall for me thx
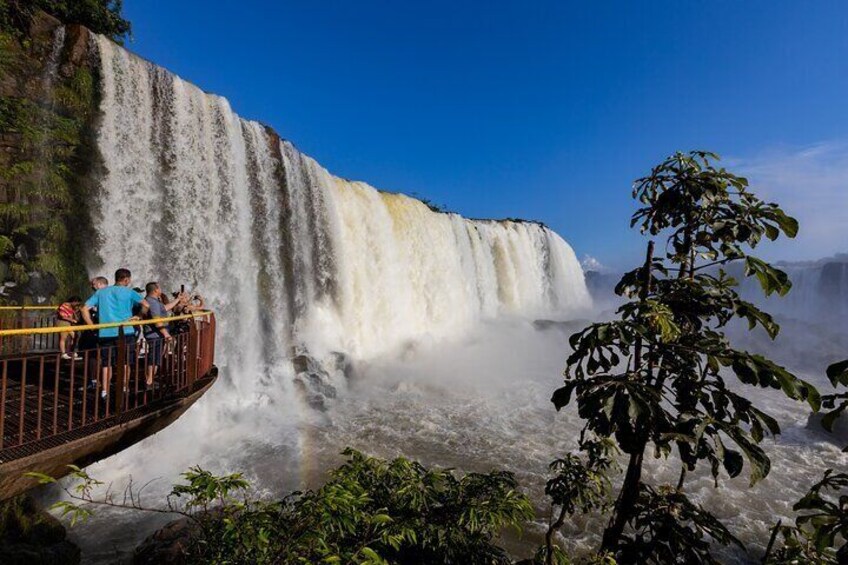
[92,35,591,384]
[737,260,848,330]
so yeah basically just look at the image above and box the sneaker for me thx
[61,353,73,360]
[100,390,108,399]
[73,353,83,361]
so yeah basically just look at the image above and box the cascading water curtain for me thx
[93,34,592,388]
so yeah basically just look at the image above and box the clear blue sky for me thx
[123,0,848,268]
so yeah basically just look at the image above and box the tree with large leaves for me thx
[548,151,820,563]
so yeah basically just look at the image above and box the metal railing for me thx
[0,307,62,355]
[0,311,216,455]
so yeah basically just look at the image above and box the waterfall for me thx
[35,25,66,183]
[41,25,66,104]
[91,35,592,388]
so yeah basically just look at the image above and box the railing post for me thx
[18,356,27,446]
[18,307,27,355]
[0,361,6,449]
[116,325,126,415]
[208,314,216,376]
[187,319,199,388]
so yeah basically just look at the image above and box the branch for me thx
[56,479,197,523]
[691,258,739,273]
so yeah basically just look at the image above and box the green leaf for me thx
[359,547,382,561]
[763,223,779,241]
[722,449,743,478]
[24,472,57,485]
[371,513,393,525]
[826,359,848,386]
[775,211,799,238]
[551,382,577,410]
[821,404,847,433]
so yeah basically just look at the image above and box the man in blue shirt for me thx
[82,268,149,398]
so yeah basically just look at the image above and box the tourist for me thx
[78,277,108,352]
[56,296,83,361]
[188,293,206,312]
[91,276,108,291]
[170,290,204,334]
[180,293,206,314]
[78,277,109,390]
[81,269,149,398]
[143,282,180,388]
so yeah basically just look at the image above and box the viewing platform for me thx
[0,307,218,500]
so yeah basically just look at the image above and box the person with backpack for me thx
[56,296,82,360]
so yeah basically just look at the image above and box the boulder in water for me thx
[291,351,354,411]
[133,517,197,565]
[806,411,848,447]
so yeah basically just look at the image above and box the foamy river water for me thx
[66,319,846,563]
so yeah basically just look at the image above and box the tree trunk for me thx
[601,449,644,552]
[600,241,654,554]
[545,505,568,565]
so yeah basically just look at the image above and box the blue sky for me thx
[123,0,848,268]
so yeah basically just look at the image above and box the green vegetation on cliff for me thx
[0,10,101,302]
[1,0,130,42]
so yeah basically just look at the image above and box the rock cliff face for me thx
[0,10,99,303]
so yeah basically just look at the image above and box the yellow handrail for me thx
[0,311,213,337]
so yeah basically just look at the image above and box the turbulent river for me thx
[51,32,848,564]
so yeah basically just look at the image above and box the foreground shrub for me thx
[31,449,534,564]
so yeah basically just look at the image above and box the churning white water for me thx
[64,35,846,564]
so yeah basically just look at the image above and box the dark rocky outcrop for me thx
[292,349,353,411]
[806,411,848,449]
[133,517,196,565]
[0,495,80,565]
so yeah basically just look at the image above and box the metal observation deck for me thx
[0,307,218,500]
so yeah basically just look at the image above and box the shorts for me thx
[77,330,98,352]
[98,334,138,367]
[144,335,164,366]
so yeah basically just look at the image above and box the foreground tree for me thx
[549,151,820,562]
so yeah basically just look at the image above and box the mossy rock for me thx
[0,495,80,565]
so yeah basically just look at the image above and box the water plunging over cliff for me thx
[92,35,591,384]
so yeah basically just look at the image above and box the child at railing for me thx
[57,296,83,360]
